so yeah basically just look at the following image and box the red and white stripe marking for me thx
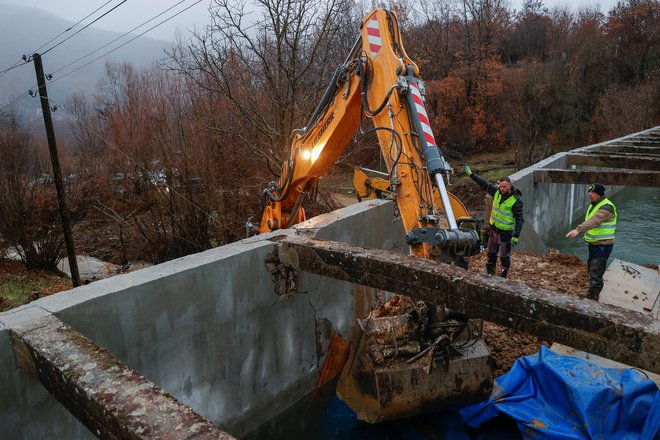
[410,83,437,147]
[366,16,382,58]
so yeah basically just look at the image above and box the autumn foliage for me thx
[1,0,659,268]
[406,0,659,163]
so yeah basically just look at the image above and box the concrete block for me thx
[602,259,660,318]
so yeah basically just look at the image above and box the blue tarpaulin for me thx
[459,346,660,439]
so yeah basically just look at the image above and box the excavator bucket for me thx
[336,295,492,423]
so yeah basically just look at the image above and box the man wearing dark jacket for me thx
[465,165,524,278]
[565,183,616,300]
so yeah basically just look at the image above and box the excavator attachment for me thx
[255,7,491,422]
[336,295,492,423]
[256,8,480,267]
[353,168,392,202]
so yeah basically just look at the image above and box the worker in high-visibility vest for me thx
[465,165,524,278]
[566,183,617,300]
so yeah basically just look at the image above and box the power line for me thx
[40,0,129,57]
[1,0,126,112]
[51,0,193,77]
[33,0,120,56]
[0,90,33,115]
[48,0,202,87]
[1,0,199,116]
[0,60,28,78]
[0,0,120,79]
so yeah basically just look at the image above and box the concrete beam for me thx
[596,145,660,155]
[615,138,660,146]
[276,235,660,374]
[566,152,659,170]
[534,168,660,187]
[11,314,235,440]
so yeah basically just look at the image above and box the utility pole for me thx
[32,53,81,287]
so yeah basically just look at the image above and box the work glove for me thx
[465,164,472,176]
[511,237,519,246]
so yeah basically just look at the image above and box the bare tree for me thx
[413,0,456,78]
[505,0,551,62]
[410,0,510,151]
[167,0,356,174]
[605,0,660,85]
[593,80,660,140]
[69,92,108,174]
[67,60,270,262]
[0,117,64,270]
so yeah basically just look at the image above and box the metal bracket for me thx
[395,76,409,94]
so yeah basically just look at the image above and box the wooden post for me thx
[32,53,81,287]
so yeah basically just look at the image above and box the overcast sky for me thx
[2,0,214,41]
[3,0,620,42]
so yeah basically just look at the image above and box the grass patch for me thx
[480,167,518,181]
[0,259,71,312]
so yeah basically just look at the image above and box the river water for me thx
[545,187,660,266]
[244,379,518,440]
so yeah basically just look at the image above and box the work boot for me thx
[486,264,495,275]
[587,287,601,301]
[500,269,508,278]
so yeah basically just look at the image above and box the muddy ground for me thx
[468,249,588,377]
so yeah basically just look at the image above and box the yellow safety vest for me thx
[490,191,517,231]
[584,198,617,243]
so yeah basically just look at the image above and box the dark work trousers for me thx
[587,243,613,294]
[486,228,512,274]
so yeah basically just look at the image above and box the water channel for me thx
[545,187,660,266]
[246,186,660,439]
[244,379,518,440]
[39,186,660,438]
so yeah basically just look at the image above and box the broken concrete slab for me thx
[597,145,660,155]
[566,152,659,171]
[601,259,660,318]
[276,235,660,374]
[550,259,660,389]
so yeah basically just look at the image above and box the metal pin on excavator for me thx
[254,8,492,423]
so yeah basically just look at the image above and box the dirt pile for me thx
[468,249,588,377]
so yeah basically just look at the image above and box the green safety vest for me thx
[584,198,617,243]
[490,191,517,231]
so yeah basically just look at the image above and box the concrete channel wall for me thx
[508,126,659,254]
[0,200,404,439]
[2,128,657,438]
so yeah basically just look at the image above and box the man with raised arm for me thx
[465,165,524,278]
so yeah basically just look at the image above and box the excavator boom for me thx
[258,8,479,264]
[256,8,491,423]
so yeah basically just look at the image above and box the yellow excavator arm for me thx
[258,8,479,265]
[353,167,472,221]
